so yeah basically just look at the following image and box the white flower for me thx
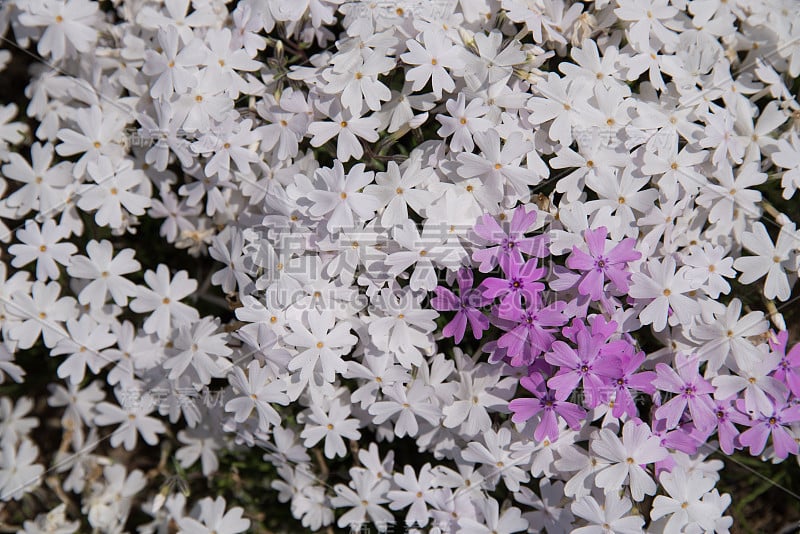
[47,381,104,445]
[0,104,27,155]
[346,353,411,409]
[681,243,736,299]
[9,218,76,281]
[0,397,38,447]
[560,39,627,93]
[629,256,701,332]
[331,468,393,531]
[591,420,668,501]
[733,222,799,302]
[442,364,514,437]
[700,105,745,167]
[0,439,44,501]
[585,166,657,240]
[467,30,527,85]
[526,72,583,147]
[67,240,141,308]
[177,496,250,534]
[129,265,199,339]
[285,309,358,385]
[650,467,719,534]
[17,0,99,60]
[254,88,309,162]
[695,162,766,226]
[261,427,311,468]
[323,48,394,114]
[436,93,493,152]
[94,387,167,451]
[691,298,768,372]
[614,0,678,50]
[554,442,612,498]
[368,380,441,438]
[713,350,787,416]
[401,30,465,98]
[190,118,259,180]
[384,220,460,292]
[458,497,528,534]
[18,503,79,534]
[571,492,643,534]
[457,129,541,198]
[307,107,380,163]
[515,479,574,534]
[0,262,32,344]
[84,464,146,531]
[0,345,24,384]
[176,425,224,476]
[202,28,261,97]
[51,315,116,384]
[772,129,800,199]
[461,427,530,492]
[1,142,72,217]
[300,397,361,459]
[162,316,233,386]
[225,359,289,432]
[305,161,380,232]
[142,26,204,100]
[55,105,126,178]
[387,464,437,527]
[363,157,434,227]
[367,287,438,368]
[7,280,78,350]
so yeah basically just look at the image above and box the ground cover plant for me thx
[1,0,800,532]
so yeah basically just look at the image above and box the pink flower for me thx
[566,226,640,301]
[737,396,800,459]
[770,330,800,397]
[472,205,548,273]
[431,268,489,344]
[653,354,717,433]
[480,258,546,315]
[495,300,567,367]
[509,373,586,442]
[596,348,656,419]
[545,322,611,409]
[705,397,749,455]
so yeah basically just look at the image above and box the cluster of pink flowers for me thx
[436,206,800,469]
[0,0,799,531]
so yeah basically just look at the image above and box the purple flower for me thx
[472,206,548,273]
[431,268,489,344]
[545,322,611,408]
[596,349,656,419]
[770,330,800,397]
[650,417,701,456]
[495,300,567,367]
[566,226,640,300]
[706,397,749,455]
[549,264,592,319]
[737,396,800,459]
[483,339,510,365]
[653,354,717,432]
[480,257,545,315]
[508,373,585,442]
[588,315,620,341]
